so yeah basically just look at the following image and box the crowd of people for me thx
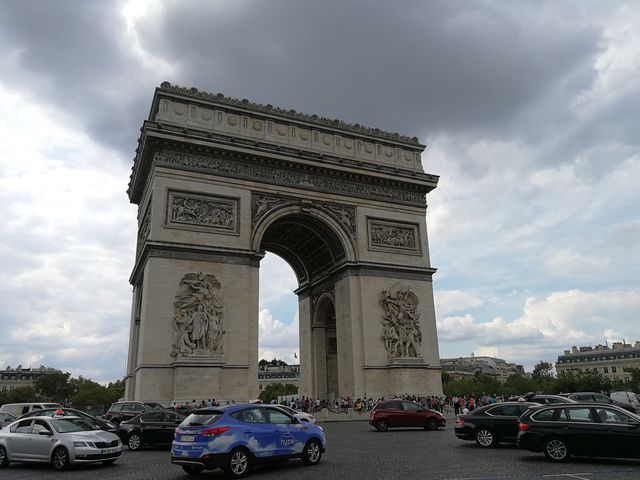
[172,393,513,416]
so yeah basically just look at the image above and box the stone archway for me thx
[124,83,443,403]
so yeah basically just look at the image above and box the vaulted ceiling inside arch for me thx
[260,214,345,286]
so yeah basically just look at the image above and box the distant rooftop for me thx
[560,341,640,356]
[158,82,422,146]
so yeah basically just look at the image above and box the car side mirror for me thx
[38,430,52,436]
[292,417,300,424]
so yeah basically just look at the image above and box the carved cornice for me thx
[145,149,427,207]
[158,82,422,145]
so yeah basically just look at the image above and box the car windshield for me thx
[180,410,224,427]
[51,418,97,433]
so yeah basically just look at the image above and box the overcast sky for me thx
[0,0,638,383]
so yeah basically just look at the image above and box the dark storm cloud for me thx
[140,0,601,138]
[0,0,603,157]
[0,0,151,158]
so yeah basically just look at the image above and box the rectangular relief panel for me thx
[367,217,422,255]
[166,189,240,235]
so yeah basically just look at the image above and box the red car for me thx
[369,400,446,431]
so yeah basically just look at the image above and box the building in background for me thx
[258,364,300,391]
[0,365,60,392]
[555,341,640,382]
[440,354,525,382]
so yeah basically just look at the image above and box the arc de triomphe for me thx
[124,83,442,402]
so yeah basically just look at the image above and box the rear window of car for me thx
[532,409,556,421]
[141,412,165,422]
[562,407,594,422]
[487,405,522,416]
[109,404,124,412]
[180,410,224,427]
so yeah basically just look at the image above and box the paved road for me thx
[3,421,640,479]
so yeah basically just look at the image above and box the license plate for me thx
[101,447,117,454]
[181,435,195,442]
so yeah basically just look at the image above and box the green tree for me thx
[531,361,555,393]
[0,386,41,405]
[258,383,298,404]
[34,371,75,404]
[502,373,536,396]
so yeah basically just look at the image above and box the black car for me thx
[16,407,118,433]
[565,392,637,413]
[455,402,539,447]
[104,401,166,424]
[518,403,640,462]
[117,410,185,450]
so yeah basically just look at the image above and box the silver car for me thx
[0,413,16,428]
[276,404,317,424]
[0,415,122,470]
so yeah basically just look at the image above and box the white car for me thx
[0,415,122,470]
[276,405,316,424]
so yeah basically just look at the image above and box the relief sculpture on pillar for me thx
[380,287,422,358]
[171,272,225,358]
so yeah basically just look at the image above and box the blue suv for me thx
[171,404,326,477]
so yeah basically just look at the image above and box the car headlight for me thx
[73,441,95,448]
[106,422,117,429]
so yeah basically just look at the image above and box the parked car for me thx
[518,403,640,462]
[17,407,117,433]
[516,394,577,405]
[103,401,166,424]
[275,405,316,424]
[565,392,637,413]
[0,416,122,470]
[0,403,63,418]
[0,413,16,428]
[455,402,539,447]
[118,410,185,450]
[610,391,640,412]
[369,399,446,431]
[171,404,326,477]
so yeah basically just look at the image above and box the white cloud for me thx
[434,290,483,316]
[258,309,299,365]
[438,289,640,369]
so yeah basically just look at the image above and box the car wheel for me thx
[102,459,117,466]
[51,446,70,471]
[182,465,204,475]
[225,447,251,478]
[375,419,389,432]
[543,438,570,462]
[301,438,322,466]
[0,445,9,468]
[127,433,142,451]
[475,428,495,448]
[425,418,439,430]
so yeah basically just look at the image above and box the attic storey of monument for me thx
[124,82,442,403]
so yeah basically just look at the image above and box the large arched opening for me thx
[254,206,354,402]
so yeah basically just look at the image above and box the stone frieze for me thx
[153,150,424,206]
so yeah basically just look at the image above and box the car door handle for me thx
[244,430,252,434]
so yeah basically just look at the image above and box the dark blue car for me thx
[171,404,326,477]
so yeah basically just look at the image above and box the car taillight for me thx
[456,417,464,426]
[519,422,530,431]
[201,426,230,437]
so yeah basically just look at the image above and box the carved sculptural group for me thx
[380,287,422,358]
[171,272,225,357]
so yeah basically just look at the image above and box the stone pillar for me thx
[131,256,259,403]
